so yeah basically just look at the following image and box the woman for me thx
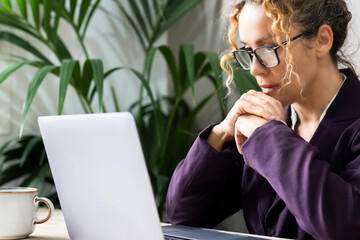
[166,0,360,240]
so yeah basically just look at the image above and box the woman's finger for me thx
[234,121,247,154]
[238,90,285,120]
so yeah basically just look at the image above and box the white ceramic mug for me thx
[0,187,54,239]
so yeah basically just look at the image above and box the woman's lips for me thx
[259,85,279,94]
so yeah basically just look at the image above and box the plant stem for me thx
[137,48,151,130]
[73,26,90,59]
[147,0,170,51]
[158,95,182,174]
[20,17,61,62]
[76,90,94,113]
[61,11,90,59]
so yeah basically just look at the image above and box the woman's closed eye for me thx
[240,46,253,52]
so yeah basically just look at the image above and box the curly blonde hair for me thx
[221,0,354,93]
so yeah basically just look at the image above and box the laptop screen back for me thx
[38,112,164,240]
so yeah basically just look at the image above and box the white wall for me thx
[344,0,360,72]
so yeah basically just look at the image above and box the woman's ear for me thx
[315,24,333,58]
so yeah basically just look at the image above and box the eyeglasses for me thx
[232,33,304,70]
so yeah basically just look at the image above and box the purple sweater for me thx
[166,69,360,240]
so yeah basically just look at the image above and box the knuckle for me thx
[236,98,244,105]
[240,93,249,100]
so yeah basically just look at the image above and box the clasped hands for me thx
[212,90,285,154]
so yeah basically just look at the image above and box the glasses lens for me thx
[255,47,279,68]
[234,51,252,69]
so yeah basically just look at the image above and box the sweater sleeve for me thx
[166,124,244,228]
[241,120,360,240]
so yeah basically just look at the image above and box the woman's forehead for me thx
[238,3,274,45]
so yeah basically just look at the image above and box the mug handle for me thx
[34,196,54,224]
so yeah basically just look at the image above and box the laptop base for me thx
[162,225,264,240]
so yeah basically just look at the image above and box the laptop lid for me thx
[38,112,164,240]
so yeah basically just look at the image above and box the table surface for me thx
[26,208,291,240]
[28,208,70,240]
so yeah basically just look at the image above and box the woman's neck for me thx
[292,66,344,126]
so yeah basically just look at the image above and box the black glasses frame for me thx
[232,33,304,70]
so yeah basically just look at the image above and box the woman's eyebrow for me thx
[240,35,275,46]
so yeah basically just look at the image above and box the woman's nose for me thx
[250,56,267,76]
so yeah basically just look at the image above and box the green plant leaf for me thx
[53,36,72,61]
[152,0,160,16]
[140,0,153,29]
[144,47,157,81]
[36,163,49,194]
[156,0,202,39]
[53,0,65,45]
[88,66,124,103]
[202,51,226,115]
[45,26,72,60]
[20,137,41,166]
[158,96,182,173]
[89,59,104,112]
[158,46,180,95]
[155,174,169,207]
[180,44,195,94]
[178,45,187,91]
[1,0,11,10]
[20,168,39,187]
[20,65,58,137]
[5,57,49,70]
[119,67,163,146]
[71,58,81,86]
[27,60,51,70]
[110,86,121,112]
[81,0,101,39]
[180,93,214,132]
[0,138,19,165]
[0,60,31,85]
[0,31,51,64]
[39,147,46,166]
[15,0,27,19]
[232,64,260,95]
[0,9,42,42]
[80,59,93,99]
[29,0,40,29]
[43,0,51,39]
[194,51,206,68]
[196,61,212,78]
[104,66,122,79]
[58,59,79,115]
[114,0,146,50]
[69,0,77,19]
[0,163,34,185]
[78,0,91,30]
[128,0,149,42]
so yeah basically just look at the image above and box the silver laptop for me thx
[38,112,255,240]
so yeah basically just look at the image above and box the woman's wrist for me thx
[206,124,232,152]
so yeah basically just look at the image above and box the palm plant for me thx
[0,0,217,213]
[0,0,108,206]
[107,0,228,215]
[0,0,106,122]
[111,1,259,215]
[0,0,258,217]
